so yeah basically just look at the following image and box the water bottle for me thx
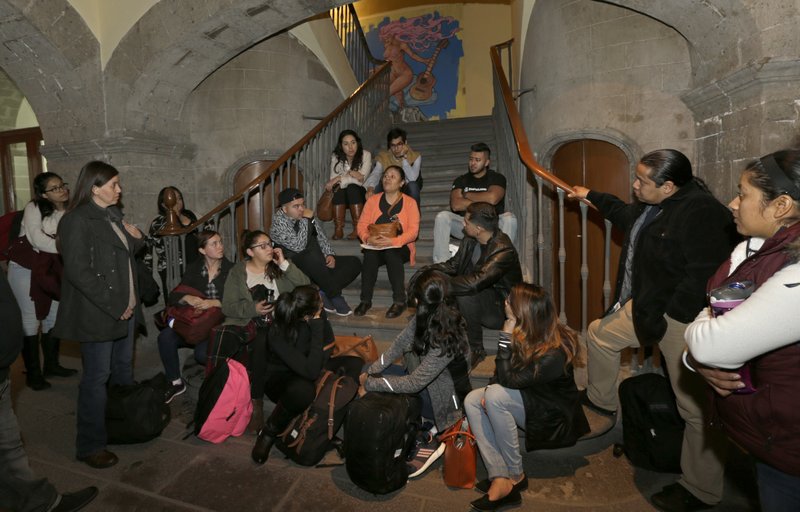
[264,288,275,325]
[708,280,756,394]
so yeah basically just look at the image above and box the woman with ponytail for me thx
[221,230,309,432]
[464,283,589,512]
[250,285,361,464]
[358,269,472,478]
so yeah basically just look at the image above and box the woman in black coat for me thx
[464,283,589,512]
[54,161,144,470]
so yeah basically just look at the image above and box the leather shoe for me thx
[476,475,528,495]
[385,302,406,318]
[77,450,118,469]
[470,488,522,511]
[651,483,713,512]
[354,302,372,316]
[52,486,99,512]
[252,428,276,465]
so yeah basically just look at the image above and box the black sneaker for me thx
[579,389,617,417]
[164,380,186,404]
[651,483,713,512]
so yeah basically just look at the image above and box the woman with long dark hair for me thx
[358,269,472,478]
[7,172,74,390]
[686,149,800,511]
[325,129,372,239]
[54,161,144,469]
[158,230,233,404]
[464,283,588,512]
[144,186,198,304]
[250,285,361,464]
[221,230,309,432]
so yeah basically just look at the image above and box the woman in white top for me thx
[325,129,373,240]
[7,172,74,390]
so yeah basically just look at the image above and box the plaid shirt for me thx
[200,264,220,299]
[269,208,334,256]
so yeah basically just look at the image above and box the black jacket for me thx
[588,180,737,345]
[494,340,589,451]
[427,231,522,298]
[266,318,335,381]
[0,270,23,381]
[54,202,144,342]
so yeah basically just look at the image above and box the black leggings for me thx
[332,184,366,206]
[264,356,363,415]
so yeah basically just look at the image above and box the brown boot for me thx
[332,204,346,240]
[348,203,364,240]
[247,399,264,434]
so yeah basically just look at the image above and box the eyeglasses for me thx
[250,241,274,250]
[45,183,69,193]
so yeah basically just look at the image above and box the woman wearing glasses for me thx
[7,172,75,390]
[221,230,310,431]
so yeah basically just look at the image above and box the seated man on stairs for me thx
[364,127,422,208]
[269,188,361,316]
[432,142,517,263]
[417,202,522,369]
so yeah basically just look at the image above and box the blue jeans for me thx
[76,319,135,458]
[0,379,58,511]
[757,462,800,512]
[432,210,518,263]
[157,327,208,381]
[464,384,526,481]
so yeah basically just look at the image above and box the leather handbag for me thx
[439,417,477,489]
[325,334,379,364]
[367,193,403,239]
[316,184,339,222]
[166,284,224,345]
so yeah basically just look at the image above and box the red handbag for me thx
[438,417,478,489]
[166,285,224,345]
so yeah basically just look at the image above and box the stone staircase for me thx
[322,115,501,380]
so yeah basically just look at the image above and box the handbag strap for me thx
[382,192,403,219]
[327,376,344,440]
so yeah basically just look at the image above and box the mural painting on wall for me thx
[365,12,462,122]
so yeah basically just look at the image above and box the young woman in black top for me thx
[251,285,361,464]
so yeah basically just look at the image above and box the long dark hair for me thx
[32,172,66,218]
[270,285,322,346]
[157,186,189,216]
[411,269,469,358]
[333,129,365,171]
[240,230,282,280]
[507,283,578,373]
[68,160,119,212]
[640,149,711,194]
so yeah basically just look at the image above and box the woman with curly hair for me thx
[464,283,589,512]
[358,269,472,478]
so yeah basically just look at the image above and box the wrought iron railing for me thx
[490,40,611,336]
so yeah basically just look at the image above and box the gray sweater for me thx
[364,316,466,430]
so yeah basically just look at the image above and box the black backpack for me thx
[344,392,422,494]
[274,370,358,466]
[617,373,684,473]
[106,373,171,444]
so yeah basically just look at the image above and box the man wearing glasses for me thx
[269,188,361,316]
[364,128,422,207]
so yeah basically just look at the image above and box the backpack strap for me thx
[327,376,345,440]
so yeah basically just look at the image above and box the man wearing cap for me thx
[270,188,361,315]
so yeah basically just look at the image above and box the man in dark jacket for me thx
[424,202,522,368]
[0,270,98,512]
[570,149,737,512]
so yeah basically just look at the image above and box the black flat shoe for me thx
[470,488,522,511]
[651,482,713,512]
[354,302,372,316]
[385,302,406,318]
[52,486,99,512]
[475,476,528,495]
[579,389,617,417]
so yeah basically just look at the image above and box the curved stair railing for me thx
[490,39,611,336]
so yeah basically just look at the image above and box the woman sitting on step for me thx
[325,129,372,240]
[355,165,420,319]
[221,230,309,432]
[464,283,589,512]
[250,285,362,464]
[358,269,472,479]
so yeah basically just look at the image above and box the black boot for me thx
[251,404,292,464]
[22,335,51,391]
[42,332,78,378]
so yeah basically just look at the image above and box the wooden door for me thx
[0,127,44,213]
[551,140,629,330]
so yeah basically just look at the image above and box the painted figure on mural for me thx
[368,13,462,120]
